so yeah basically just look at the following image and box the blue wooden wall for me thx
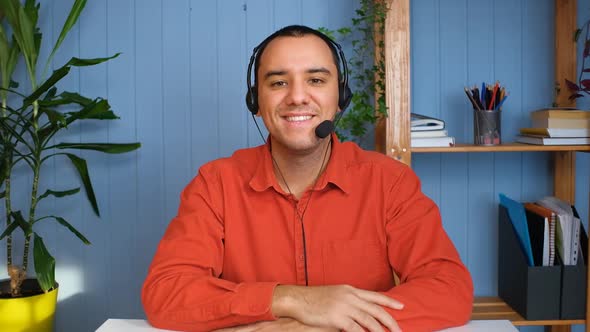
[0,1,588,331]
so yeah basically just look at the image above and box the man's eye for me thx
[309,78,325,84]
[271,81,287,87]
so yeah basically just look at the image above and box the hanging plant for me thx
[319,0,389,144]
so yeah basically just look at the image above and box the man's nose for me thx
[285,80,309,105]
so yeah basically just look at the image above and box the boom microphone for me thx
[315,120,334,139]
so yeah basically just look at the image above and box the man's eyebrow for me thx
[262,67,333,80]
[263,70,287,80]
[307,67,332,75]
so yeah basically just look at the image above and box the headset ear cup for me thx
[246,87,258,114]
[339,84,352,111]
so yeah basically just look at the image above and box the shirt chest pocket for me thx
[322,240,394,291]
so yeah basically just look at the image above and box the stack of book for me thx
[410,113,455,147]
[517,108,590,145]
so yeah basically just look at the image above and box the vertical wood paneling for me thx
[465,0,496,296]
[492,0,527,236]
[217,1,247,158]
[50,1,84,331]
[163,1,192,220]
[78,0,109,329]
[245,0,272,148]
[302,0,329,27]
[493,0,524,213]
[575,0,590,238]
[438,0,469,255]
[411,0,442,204]
[106,0,140,318]
[521,1,553,204]
[190,0,219,168]
[134,0,165,298]
[573,12,589,326]
[273,0,301,28]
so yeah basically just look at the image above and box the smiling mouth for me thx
[284,115,313,122]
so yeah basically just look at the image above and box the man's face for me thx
[256,34,340,153]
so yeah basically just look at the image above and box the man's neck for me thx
[270,139,332,199]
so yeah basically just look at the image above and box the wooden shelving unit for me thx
[472,297,585,326]
[412,143,590,153]
[377,1,588,331]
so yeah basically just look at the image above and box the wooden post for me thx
[553,151,576,205]
[551,1,578,331]
[381,0,411,165]
[555,0,577,108]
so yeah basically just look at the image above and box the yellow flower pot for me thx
[0,279,58,332]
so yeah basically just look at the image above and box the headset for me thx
[245,25,352,115]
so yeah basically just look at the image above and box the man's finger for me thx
[349,308,385,332]
[355,289,404,310]
[357,301,402,332]
[341,318,367,332]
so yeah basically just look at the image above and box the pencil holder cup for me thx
[473,109,501,145]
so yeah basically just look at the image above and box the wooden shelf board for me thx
[471,297,585,326]
[411,143,590,153]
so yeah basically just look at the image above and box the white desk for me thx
[96,319,518,332]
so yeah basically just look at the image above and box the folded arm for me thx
[141,170,278,332]
[380,167,474,331]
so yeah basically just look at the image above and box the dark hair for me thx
[252,25,342,87]
[245,25,351,114]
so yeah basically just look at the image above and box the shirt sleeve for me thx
[382,166,474,332]
[141,165,278,332]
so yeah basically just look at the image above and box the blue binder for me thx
[499,193,535,266]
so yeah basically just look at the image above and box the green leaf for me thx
[23,0,39,28]
[0,151,7,184]
[54,142,140,154]
[3,1,30,62]
[0,24,10,74]
[0,219,19,240]
[0,118,32,151]
[37,216,90,245]
[66,53,121,67]
[59,91,92,104]
[0,16,20,94]
[64,153,99,216]
[43,87,57,101]
[40,108,67,128]
[65,99,118,125]
[33,233,56,292]
[23,65,70,106]
[37,188,80,201]
[38,91,93,107]
[17,4,38,73]
[0,211,30,240]
[46,0,87,71]
[0,191,5,199]
[9,79,19,88]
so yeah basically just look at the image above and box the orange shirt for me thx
[142,135,473,332]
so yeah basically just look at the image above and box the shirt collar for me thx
[248,133,350,194]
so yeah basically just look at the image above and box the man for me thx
[142,25,473,332]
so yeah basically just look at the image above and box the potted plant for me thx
[0,0,140,330]
[566,18,590,101]
[319,0,389,145]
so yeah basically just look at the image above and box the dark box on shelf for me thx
[498,205,561,320]
[560,260,586,319]
[559,206,587,320]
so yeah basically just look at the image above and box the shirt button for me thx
[299,254,305,261]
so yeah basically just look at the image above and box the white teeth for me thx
[285,115,312,122]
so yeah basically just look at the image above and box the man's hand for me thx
[272,285,403,332]
[212,318,339,332]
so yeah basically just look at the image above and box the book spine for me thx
[549,213,556,266]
